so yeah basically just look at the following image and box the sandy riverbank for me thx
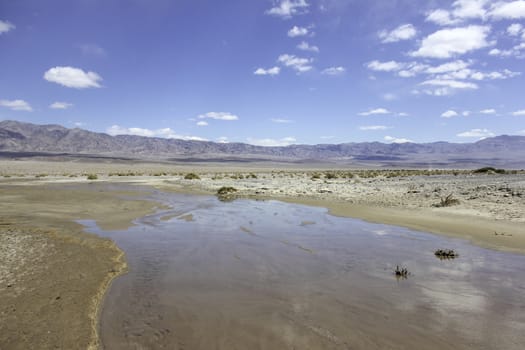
[0,183,160,349]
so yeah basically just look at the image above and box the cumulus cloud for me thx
[426,60,472,74]
[379,24,417,43]
[512,109,525,116]
[507,23,523,36]
[358,108,390,116]
[0,99,33,111]
[359,125,389,130]
[246,136,297,147]
[410,25,491,59]
[426,9,459,26]
[297,41,319,52]
[288,25,309,37]
[266,0,309,19]
[321,66,345,75]
[106,125,207,141]
[254,66,280,76]
[49,102,73,109]
[277,54,313,72]
[216,136,229,144]
[366,60,404,72]
[480,108,496,114]
[44,66,102,88]
[384,135,413,143]
[196,121,208,126]
[441,110,459,118]
[420,79,478,90]
[0,20,15,34]
[490,1,525,19]
[426,1,488,25]
[198,112,239,121]
[457,128,495,138]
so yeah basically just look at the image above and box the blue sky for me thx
[1,0,525,146]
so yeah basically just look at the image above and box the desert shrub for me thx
[36,174,48,178]
[247,173,258,179]
[87,174,98,180]
[216,186,238,201]
[434,194,460,207]
[324,172,338,179]
[394,265,410,279]
[184,173,200,180]
[473,167,505,174]
[311,173,321,180]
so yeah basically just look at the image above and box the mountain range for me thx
[1,120,524,168]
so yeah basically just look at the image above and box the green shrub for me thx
[87,174,98,180]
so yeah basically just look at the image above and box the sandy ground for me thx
[1,159,524,349]
[0,183,160,349]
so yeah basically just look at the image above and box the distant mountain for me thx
[1,120,524,167]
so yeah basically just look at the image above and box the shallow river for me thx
[81,192,525,350]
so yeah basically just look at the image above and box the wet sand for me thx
[0,183,160,349]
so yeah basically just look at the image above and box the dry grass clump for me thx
[394,265,410,279]
[86,174,98,180]
[434,194,460,207]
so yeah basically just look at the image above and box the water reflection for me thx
[81,194,525,350]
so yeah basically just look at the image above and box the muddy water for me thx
[82,193,525,350]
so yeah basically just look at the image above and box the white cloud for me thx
[77,44,106,56]
[277,54,313,72]
[0,99,33,111]
[297,41,319,52]
[366,60,404,72]
[106,125,207,141]
[457,128,495,138]
[507,23,523,36]
[453,0,488,20]
[246,136,297,147]
[321,66,345,75]
[426,9,459,26]
[463,111,471,116]
[512,109,525,116]
[254,66,281,76]
[410,25,491,59]
[379,24,417,43]
[490,1,525,19]
[426,60,472,74]
[384,135,413,143]
[382,93,397,101]
[358,108,390,116]
[469,69,520,80]
[266,0,309,18]
[198,112,239,121]
[44,66,102,89]
[441,110,459,118]
[216,136,229,144]
[359,125,389,130]
[420,79,478,90]
[49,102,73,109]
[0,20,15,34]
[480,108,496,114]
[288,25,309,37]
[196,121,208,126]
[271,118,294,123]
[426,1,488,25]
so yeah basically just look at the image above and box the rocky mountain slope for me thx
[1,120,524,167]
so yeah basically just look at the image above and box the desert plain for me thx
[1,159,524,349]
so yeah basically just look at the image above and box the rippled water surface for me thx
[81,193,525,350]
